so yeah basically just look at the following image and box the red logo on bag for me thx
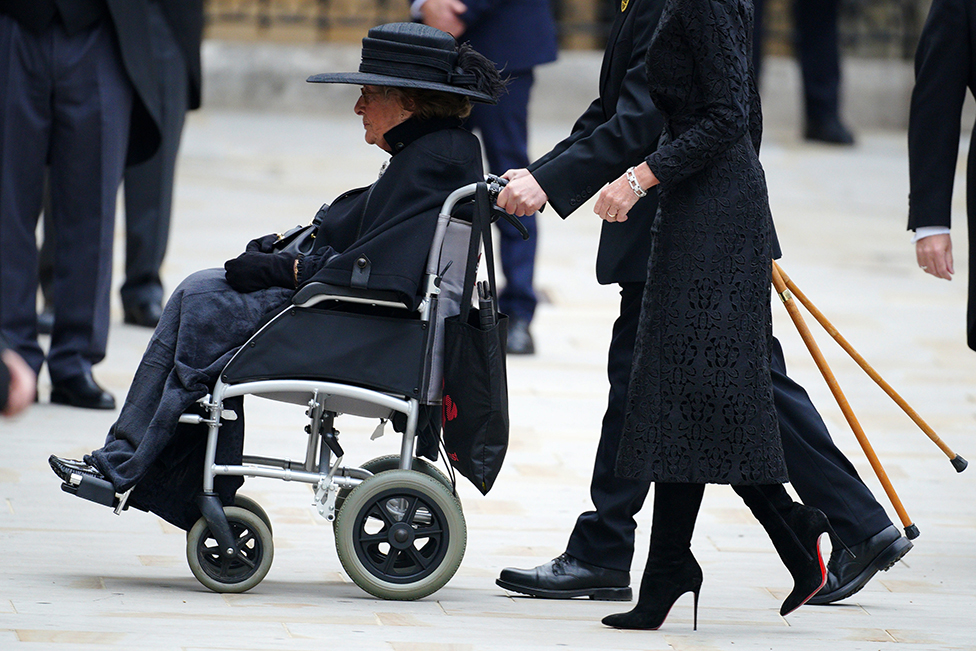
[443,394,458,422]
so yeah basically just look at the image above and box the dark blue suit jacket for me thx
[457,0,557,72]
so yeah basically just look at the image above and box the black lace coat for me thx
[616,0,787,485]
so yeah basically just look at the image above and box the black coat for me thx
[528,0,664,285]
[158,0,204,110]
[907,0,976,350]
[298,120,484,309]
[617,0,785,485]
[0,0,163,164]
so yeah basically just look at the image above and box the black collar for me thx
[384,116,464,156]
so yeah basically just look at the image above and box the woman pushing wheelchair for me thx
[49,23,505,531]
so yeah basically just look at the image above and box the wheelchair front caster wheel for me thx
[335,470,466,600]
[234,494,273,535]
[186,505,274,593]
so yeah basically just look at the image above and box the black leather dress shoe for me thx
[804,117,856,145]
[49,455,105,483]
[807,524,912,605]
[496,553,632,600]
[506,318,535,355]
[123,302,162,328]
[50,372,116,410]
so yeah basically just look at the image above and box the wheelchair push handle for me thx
[486,175,530,241]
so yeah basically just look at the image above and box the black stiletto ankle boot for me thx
[778,503,831,616]
[602,553,703,630]
[733,485,832,616]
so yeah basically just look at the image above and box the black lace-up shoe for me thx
[49,455,105,484]
[496,553,632,600]
[808,525,912,605]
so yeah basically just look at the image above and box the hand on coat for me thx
[419,0,468,37]
[915,233,953,280]
[497,169,547,216]
[224,251,296,293]
[2,349,36,417]
[246,233,279,253]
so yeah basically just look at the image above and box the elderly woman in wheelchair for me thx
[48,23,506,599]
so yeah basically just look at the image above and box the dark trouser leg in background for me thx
[602,483,704,630]
[467,71,538,354]
[121,4,189,320]
[0,17,132,386]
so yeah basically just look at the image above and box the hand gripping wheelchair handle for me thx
[486,174,530,241]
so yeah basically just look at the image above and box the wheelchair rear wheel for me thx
[186,506,274,593]
[334,454,454,515]
[335,470,465,600]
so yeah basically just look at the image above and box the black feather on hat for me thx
[307,22,501,104]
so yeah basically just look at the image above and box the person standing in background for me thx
[908,0,976,340]
[120,0,204,328]
[753,0,855,145]
[0,0,162,410]
[412,0,558,354]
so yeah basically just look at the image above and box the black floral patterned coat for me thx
[616,0,788,485]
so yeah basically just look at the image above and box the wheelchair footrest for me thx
[61,474,120,509]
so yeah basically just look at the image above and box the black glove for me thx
[224,252,295,293]
[246,233,279,253]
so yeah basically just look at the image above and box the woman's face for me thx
[355,86,412,152]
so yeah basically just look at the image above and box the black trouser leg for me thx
[566,283,651,571]
[771,338,892,546]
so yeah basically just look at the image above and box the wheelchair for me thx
[66,177,522,600]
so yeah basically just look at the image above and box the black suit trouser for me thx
[0,15,132,381]
[467,71,538,323]
[752,0,842,124]
[566,282,892,572]
[120,2,189,309]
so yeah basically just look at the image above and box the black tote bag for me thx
[441,183,510,495]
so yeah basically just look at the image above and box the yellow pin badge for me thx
[621,0,629,10]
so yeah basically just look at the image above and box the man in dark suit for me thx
[0,0,161,409]
[496,0,909,605]
[120,0,204,327]
[413,0,557,353]
[909,0,976,340]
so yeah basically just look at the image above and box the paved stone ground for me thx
[2,99,975,649]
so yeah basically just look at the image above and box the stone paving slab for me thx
[2,105,975,650]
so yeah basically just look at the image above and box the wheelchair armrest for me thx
[293,282,410,309]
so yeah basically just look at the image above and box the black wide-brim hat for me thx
[307,22,496,104]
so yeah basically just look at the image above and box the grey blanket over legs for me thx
[89,269,293,529]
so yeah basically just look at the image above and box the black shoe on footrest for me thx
[49,455,119,508]
[49,455,104,483]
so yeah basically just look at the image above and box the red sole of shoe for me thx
[782,533,828,616]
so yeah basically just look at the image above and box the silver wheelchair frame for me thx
[175,177,514,599]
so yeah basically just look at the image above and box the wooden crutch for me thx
[771,263,920,539]
[774,261,968,474]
